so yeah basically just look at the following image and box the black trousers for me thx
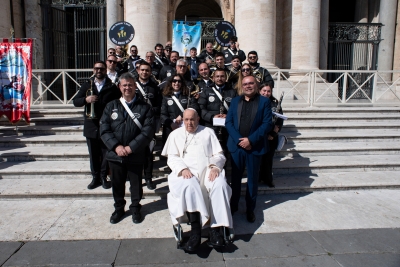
[143,146,153,180]
[162,124,173,145]
[86,137,109,179]
[259,137,278,184]
[109,161,143,213]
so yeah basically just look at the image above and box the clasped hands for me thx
[238,137,252,150]
[181,167,220,181]
[115,145,132,157]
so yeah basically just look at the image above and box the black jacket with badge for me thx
[268,97,284,138]
[160,93,199,128]
[100,98,154,164]
[223,49,246,64]
[73,77,121,139]
[198,49,218,62]
[198,83,237,128]
[159,64,176,81]
[252,63,274,87]
[135,79,161,117]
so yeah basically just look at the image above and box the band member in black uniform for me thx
[106,55,120,84]
[159,51,179,81]
[145,51,162,81]
[199,42,218,64]
[259,81,284,188]
[159,59,194,92]
[196,63,213,93]
[210,52,230,78]
[160,74,199,144]
[100,72,154,224]
[73,61,121,190]
[185,47,203,81]
[223,36,246,65]
[135,61,161,190]
[164,45,172,64]
[154,43,169,67]
[227,55,241,89]
[247,50,274,87]
[126,45,141,72]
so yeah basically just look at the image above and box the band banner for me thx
[172,21,202,57]
[0,39,33,124]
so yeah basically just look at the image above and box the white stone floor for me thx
[0,189,399,241]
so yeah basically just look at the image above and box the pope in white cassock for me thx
[161,108,233,252]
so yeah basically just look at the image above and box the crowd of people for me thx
[73,37,285,252]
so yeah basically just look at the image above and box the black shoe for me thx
[101,176,111,189]
[145,179,156,190]
[185,234,201,252]
[246,211,256,223]
[87,178,101,190]
[110,210,125,224]
[209,227,224,247]
[132,211,142,224]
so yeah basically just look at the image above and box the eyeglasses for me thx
[94,67,106,71]
[242,68,251,72]
[172,79,182,83]
[131,50,137,53]
[248,56,257,59]
[177,65,186,68]
[108,52,116,55]
[107,60,117,64]
[242,82,255,87]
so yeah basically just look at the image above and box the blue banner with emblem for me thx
[172,21,202,57]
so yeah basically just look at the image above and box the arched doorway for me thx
[172,0,224,50]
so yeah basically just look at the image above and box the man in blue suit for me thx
[225,75,273,222]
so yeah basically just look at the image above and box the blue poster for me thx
[172,21,202,57]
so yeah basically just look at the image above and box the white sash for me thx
[212,87,229,111]
[227,48,236,56]
[119,97,142,129]
[155,55,165,66]
[136,82,152,106]
[171,95,185,113]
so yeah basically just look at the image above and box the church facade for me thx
[1,0,400,76]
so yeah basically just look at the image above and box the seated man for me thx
[161,108,233,252]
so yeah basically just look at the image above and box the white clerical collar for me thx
[185,126,199,135]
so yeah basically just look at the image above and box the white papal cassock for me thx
[161,125,233,228]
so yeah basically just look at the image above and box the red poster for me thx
[0,39,32,124]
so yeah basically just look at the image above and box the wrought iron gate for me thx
[41,0,106,100]
[184,18,223,51]
[327,23,382,100]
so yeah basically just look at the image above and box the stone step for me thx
[1,141,400,161]
[29,109,83,117]
[0,117,84,126]
[282,114,400,123]
[282,107,400,113]
[0,125,83,135]
[0,154,399,178]
[0,170,399,199]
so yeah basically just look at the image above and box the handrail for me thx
[29,69,400,107]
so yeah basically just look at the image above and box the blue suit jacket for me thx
[225,94,273,155]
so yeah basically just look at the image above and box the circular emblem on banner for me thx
[111,112,118,120]
[109,21,135,45]
[214,21,236,47]
[209,96,215,102]
[168,100,174,106]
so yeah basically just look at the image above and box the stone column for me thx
[107,0,119,50]
[25,1,44,69]
[0,0,12,38]
[319,0,329,71]
[290,0,321,73]
[125,0,168,57]
[235,0,277,69]
[377,0,397,79]
[392,0,400,80]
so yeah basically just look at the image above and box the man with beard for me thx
[247,51,274,87]
[199,42,218,64]
[185,47,203,81]
[145,51,162,82]
[159,51,179,81]
[73,61,121,190]
[135,61,161,190]
[126,45,141,72]
[154,43,169,67]
[223,36,246,65]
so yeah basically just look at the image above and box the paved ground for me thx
[1,228,399,266]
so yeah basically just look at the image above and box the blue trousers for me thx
[230,149,262,213]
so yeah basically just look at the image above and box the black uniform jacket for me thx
[198,83,237,128]
[252,63,274,87]
[100,98,154,164]
[135,79,161,117]
[160,93,199,128]
[268,98,284,138]
[159,64,176,81]
[198,49,218,62]
[73,77,121,139]
[223,48,246,64]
